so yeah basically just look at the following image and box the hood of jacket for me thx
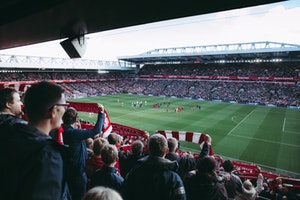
[14,123,52,141]
[0,123,68,155]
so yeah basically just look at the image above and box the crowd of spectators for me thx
[62,79,299,107]
[137,62,300,77]
[0,71,125,82]
[1,62,299,107]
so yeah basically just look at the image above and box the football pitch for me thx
[70,94,300,177]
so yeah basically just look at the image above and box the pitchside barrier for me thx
[154,130,214,156]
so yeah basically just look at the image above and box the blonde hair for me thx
[82,186,123,200]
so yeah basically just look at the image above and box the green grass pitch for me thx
[70,94,300,177]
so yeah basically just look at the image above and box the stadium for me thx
[0,0,299,199]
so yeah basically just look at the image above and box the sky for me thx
[1,0,300,61]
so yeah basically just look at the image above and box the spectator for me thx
[165,137,197,180]
[221,160,243,200]
[259,182,276,200]
[119,140,146,178]
[62,105,105,200]
[86,138,109,186]
[236,173,264,200]
[82,186,123,200]
[264,177,299,200]
[184,156,228,200]
[165,136,211,181]
[165,137,180,161]
[199,134,213,158]
[90,144,124,192]
[122,134,186,200]
[107,132,123,148]
[0,87,26,125]
[107,132,123,174]
[0,81,70,199]
[86,137,95,157]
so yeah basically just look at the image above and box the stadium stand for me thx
[1,62,299,107]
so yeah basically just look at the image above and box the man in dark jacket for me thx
[221,159,243,200]
[122,134,186,200]
[184,156,228,200]
[0,81,70,200]
[119,140,146,178]
[62,105,105,200]
[165,136,210,181]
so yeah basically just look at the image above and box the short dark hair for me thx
[131,140,144,155]
[222,160,234,172]
[101,144,118,165]
[62,107,78,125]
[24,81,65,122]
[148,134,168,157]
[107,133,122,145]
[167,137,178,152]
[0,88,17,111]
[197,156,216,174]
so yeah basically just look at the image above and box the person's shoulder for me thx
[40,141,64,156]
[0,114,26,126]
[184,172,201,184]
[14,124,56,142]
[2,123,43,143]
[230,172,242,180]
[165,167,182,179]
[14,123,66,152]
[11,124,64,160]
[118,149,130,159]
[61,124,74,132]
[166,152,180,161]
[38,139,68,165]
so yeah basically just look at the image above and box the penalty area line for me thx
[282,117,286,132]
[228,110,255,136]
[229,134,300,148]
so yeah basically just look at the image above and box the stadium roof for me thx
[0,54,133,71]
[1,41,299,72]
[0,0,284,51]
[117,41,300,64]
